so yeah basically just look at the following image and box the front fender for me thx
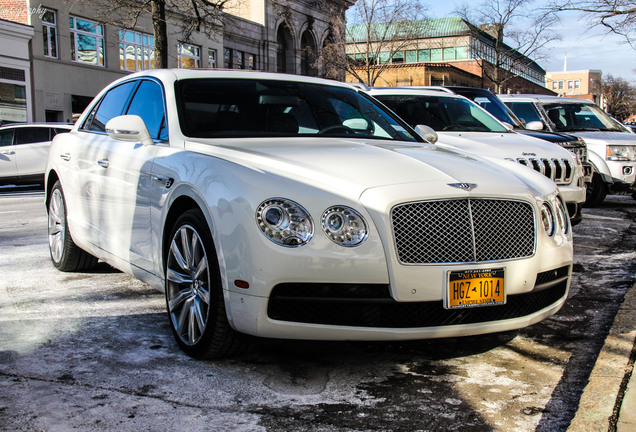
[587,150,613,183]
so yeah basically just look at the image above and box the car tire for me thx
[584,172,607,207]
[48,181,98,272]
[165,208,247,359]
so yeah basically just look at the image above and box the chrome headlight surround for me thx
[321,206,368,247]
[555,196,570,235]
[256,198,313,247]
[540,203,555,236]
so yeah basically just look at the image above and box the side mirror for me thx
[501,122,514,131]
[414,124,439,144]
[525,121,545,131]
[343,118,371,131]
[105,115,154,146]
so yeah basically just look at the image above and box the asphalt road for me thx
[1,186,635,432]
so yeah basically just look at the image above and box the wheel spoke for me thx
[167,289,191,312]
[192,300,206,335]
[175,297,192,338]
[170,237,188,271]
[193,255,208,281]
[180,227,193,270]
[166,267,192,285]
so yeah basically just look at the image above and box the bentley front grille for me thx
[391,199,535,264]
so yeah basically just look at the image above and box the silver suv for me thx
[500,94,636,206]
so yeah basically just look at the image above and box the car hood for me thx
[569,131,636,146]
[516,129,581,144]
[436,131,575,160]
[186,137,554,199]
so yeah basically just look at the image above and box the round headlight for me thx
[555,196,570,235]
[321,206,368,247]
[256,199,313,247]
[540,203,555,236]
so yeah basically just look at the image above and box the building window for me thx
[224,48,232,68]
[208,49,217,68]
[418,49,429,62]
[455,46,469,60]
[568,80,574,89]
[119,30,155,71]
[405,50,417,63]
[236,51,244,69]
[247,54,256,70]
[42,9,58,58]
[575,79,580,89]
[392,51,404,64]
[0,82,27,124]
[558,80,564,90]
[552,81,558,90]
[443,47,455,60]
[379,51,390,63]
[178,43,201,68]
[69,16,104,66]
[430,48,442,61]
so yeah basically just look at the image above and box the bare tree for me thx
[456,0,560,93]
[547,0,636,48]
[94,0,230,68]
[602,74,636,121]
[320,0,428,85]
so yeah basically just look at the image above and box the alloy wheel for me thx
[166,224,211,346]
[48,188,66,263]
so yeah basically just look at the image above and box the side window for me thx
[86,81,138,132]
[0,129,14,147]
[126,80,168,141]
[14,128,51,145]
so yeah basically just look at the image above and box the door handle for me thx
[60,153,71,161]
[1,150,15,155]
[97,159,109,168]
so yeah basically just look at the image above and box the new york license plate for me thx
[446,268,505,309]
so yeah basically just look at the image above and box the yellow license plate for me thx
[446,268,505,309]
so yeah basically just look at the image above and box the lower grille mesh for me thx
[267,266,570,328]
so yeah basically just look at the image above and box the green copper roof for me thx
[346,17,472,43]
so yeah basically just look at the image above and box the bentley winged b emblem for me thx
[448,183,478,191]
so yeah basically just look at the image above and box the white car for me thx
[500,94,636,206]
[368,88,587,224]
[46,70,573,359]
[0,123,72,185]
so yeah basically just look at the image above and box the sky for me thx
[425,0,636,80]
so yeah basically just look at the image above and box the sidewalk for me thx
[568,281,636,432]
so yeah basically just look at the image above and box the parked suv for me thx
[499,94,636,206]
[443,87,593,185]
[368,87,586,224]
[0,123,73,185]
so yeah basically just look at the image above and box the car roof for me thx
[117,68,360,91]
[498,94,593,104]
[0,122,73,130]
[367,87,465,99]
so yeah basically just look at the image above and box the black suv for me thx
[443,86,593,185]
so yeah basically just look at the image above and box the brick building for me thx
[345,16,551,94]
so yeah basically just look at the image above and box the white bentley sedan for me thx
[46,70,573,359]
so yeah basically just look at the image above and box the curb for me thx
[567,282,636,431]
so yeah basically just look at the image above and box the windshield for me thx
[504,101,543,125]
[175,79,418,141]
[542,102,625,132]
[452,90,523,128]
[375,94,509,133]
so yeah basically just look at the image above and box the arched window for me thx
[300,31,317,76]
[276,25,294,73]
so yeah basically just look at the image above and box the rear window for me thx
[14,127,51,145]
